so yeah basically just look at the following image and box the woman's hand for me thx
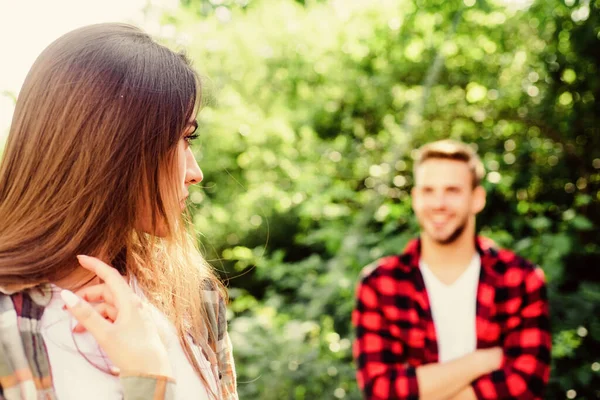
[70,282,117,333]
[61,255,172,378]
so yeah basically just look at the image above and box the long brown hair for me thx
[0,23,224,394]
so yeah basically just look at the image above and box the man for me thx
[352,140,551,399]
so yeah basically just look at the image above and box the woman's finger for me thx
[76,255,134,316]
[96,302,118,320]
[61,289,112,345]
[75,284,114,305]
[73,302,118,333]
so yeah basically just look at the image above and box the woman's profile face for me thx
[177,118,203,211]
[136,116,203,236]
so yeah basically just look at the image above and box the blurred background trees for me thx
[0,0,591,398]
[156,0,600,398]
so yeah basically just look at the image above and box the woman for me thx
[0,23,237,400]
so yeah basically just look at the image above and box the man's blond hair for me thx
[413,139,485,188]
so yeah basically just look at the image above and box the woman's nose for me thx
[185,147,203,185]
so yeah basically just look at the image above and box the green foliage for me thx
[161,0,600,397]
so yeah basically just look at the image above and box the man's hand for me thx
[415,347,503,400]
[477,347,503,374]
[448,347,504,400]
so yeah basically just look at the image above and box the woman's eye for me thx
[184,133,199,145]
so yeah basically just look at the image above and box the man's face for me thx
[411,158,485,245]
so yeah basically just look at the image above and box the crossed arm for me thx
[352,267,551,400]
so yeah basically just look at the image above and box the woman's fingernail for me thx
[110,366,121,376]
[61,289,80,308]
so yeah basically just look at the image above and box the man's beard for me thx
[425,215,469,245]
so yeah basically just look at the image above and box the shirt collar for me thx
[402,236,498,272]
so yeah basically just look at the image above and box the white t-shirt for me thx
[40,285,217,400]
[420,254,481,363]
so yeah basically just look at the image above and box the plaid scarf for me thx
[0,285,237,400]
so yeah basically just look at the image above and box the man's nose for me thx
[431,192,447,209]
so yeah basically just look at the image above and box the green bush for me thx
[161,0,599,398]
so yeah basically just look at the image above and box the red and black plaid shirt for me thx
[352,236,551,400]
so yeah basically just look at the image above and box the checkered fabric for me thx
[0,284,237,400]
[353,236,551,399]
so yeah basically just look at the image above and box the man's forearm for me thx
[450,386,478,400]
[416,352,486,400]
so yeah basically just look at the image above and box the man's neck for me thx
[420,233,477,272]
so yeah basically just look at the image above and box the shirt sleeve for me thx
[120,374,175,400]
[353,275,420,400]
[472,267,552,400]
[216,294,239,400]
